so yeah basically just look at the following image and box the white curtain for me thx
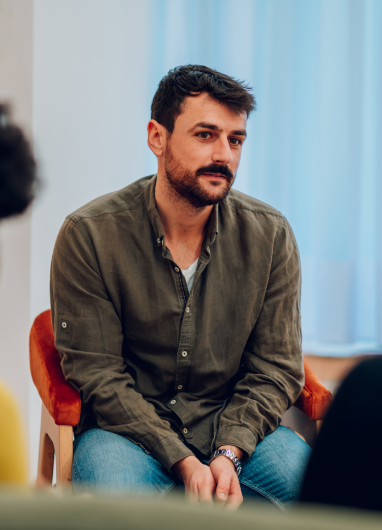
[145,0,382,357]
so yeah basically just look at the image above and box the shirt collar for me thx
[205,201,219,247]
[144,175,165,241]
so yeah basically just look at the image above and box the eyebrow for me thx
[188,121,247,138]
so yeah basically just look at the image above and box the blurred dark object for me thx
[300,356,382,511]
[0,103,38,219]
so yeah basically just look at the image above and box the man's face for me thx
[163,93,247,208]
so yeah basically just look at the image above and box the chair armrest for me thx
[293,359,333,420]
[30,310,81,426]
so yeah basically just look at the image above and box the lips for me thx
[201,172,227,179]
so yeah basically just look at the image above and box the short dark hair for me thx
[151,65,256,134]
[0,104,38,219]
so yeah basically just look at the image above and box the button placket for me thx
[174,345,190,391]
[172,254,209,393]
[172,265,192,392]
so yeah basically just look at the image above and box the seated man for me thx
[51,65,310,509]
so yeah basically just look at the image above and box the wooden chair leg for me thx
[56,424,74,485]
[36,402,73,488]
[36,432,54,486]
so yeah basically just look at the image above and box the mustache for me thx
[195,164,234,181]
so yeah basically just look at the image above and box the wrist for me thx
[218,445,243,461]
[210,447,243,476]
[171,455,201,481]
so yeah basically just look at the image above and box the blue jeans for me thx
[72,425,310,509]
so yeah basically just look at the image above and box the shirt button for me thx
[182,351,187,357]
[186,307,190,313]
[62,322,67,329]
[178,385,183,390]
[170,399,176,405]
[174,266,179,272]
[157,238,161,244]
[183,428,188,434]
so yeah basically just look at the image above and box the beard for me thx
[163,144,235,209]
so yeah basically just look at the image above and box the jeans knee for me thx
[240,426,311,505]
[72,428,175,495]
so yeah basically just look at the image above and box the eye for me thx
[230,138,242,146]
[197,132,212,139]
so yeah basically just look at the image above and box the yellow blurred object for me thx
[0,381,28,484]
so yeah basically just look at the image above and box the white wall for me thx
[30,0,155,480]
[0,0,34,468]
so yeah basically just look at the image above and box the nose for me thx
[211,136,233,166]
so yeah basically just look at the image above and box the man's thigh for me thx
[239,425,311,509]
[72,428,176,496]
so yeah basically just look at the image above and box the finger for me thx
[188,490,198,503]
[198,482,215,504]
[186,482,199,504]
[226,478,243,511]
[215,470,231,504]
[226,491,243,511]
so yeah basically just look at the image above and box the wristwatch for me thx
[209,448,242,476]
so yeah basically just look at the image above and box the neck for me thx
[154,169,213,269]
[155,169,213,241]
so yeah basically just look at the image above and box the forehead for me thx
[174,93,247,132]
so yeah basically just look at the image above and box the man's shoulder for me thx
[225,188,284,221]
[66,175,153,224]
[224,188,298,254]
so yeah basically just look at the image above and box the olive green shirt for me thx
[50,175,304,471]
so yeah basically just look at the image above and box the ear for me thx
[147,120,168,157]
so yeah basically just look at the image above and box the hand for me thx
[172,456,216,503]
[209,445,243,510]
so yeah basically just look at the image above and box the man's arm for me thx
[215,216,304,458]
[50,218,193,471]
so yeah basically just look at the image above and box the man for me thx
[51,65,310,509]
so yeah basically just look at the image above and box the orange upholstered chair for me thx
[30,310,81,487]
[30,309,332,488]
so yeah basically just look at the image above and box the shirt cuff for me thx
[151,435,195,472]
[214,426,259,460]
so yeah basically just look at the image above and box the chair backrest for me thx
[29,310,81,426]
[296,360,332,420]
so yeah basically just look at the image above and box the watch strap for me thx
[209,448,242,475]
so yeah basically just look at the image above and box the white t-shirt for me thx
[181,258,199,291]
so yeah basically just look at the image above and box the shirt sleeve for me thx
[50,218,193,471]
[214,216,304,459]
